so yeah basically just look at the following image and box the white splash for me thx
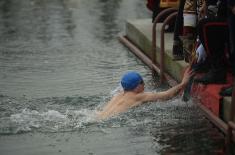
[10,108,98,133]
[110,84,123,96]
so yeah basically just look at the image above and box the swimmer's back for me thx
[97,92,141,119]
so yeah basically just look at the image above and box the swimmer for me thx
[97,68,193,120]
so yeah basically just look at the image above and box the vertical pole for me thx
[152,8,177,77]
[160,12,178,84]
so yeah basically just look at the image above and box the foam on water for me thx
[0,90,201,135]
[8,108,98,134]
[0,91,227,154]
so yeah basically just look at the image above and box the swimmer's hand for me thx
[180,67,194,87]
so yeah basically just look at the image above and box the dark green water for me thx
[0,0,226,154]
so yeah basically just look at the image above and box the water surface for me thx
[0,0,225,154]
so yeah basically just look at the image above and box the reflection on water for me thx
[0,0,151,98]
[96,0,121,41]
[0,0,228,154]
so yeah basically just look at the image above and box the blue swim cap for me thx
[121,71,143,91]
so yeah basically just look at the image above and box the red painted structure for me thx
[192,73,233,116]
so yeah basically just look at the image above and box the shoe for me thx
[219,86,233,96]
[194,70,226,84]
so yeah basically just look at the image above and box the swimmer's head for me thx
[121,71,144,91]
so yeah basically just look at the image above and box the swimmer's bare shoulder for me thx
[96,92,145,120]
[96,92,159,120]
[96,92,125,120]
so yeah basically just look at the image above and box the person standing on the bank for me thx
[220,0,235,96]
[194,0,229,84]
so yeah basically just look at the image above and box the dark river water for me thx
[0,0,226,154]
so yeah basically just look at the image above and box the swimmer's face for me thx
[139,81,145,92]
[135,80,145,93]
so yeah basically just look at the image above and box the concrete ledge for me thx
[125,19,187,82]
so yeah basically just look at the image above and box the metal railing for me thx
[152,8,177,66]
[159,12,178,84]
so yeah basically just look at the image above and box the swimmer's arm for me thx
[138,83,185,102]
[138,67,193,102]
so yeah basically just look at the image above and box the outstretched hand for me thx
[181,67,194,87]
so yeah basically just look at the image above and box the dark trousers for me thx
[152,0,161,22]
[197,18,229,70]
[172,0,185,56]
